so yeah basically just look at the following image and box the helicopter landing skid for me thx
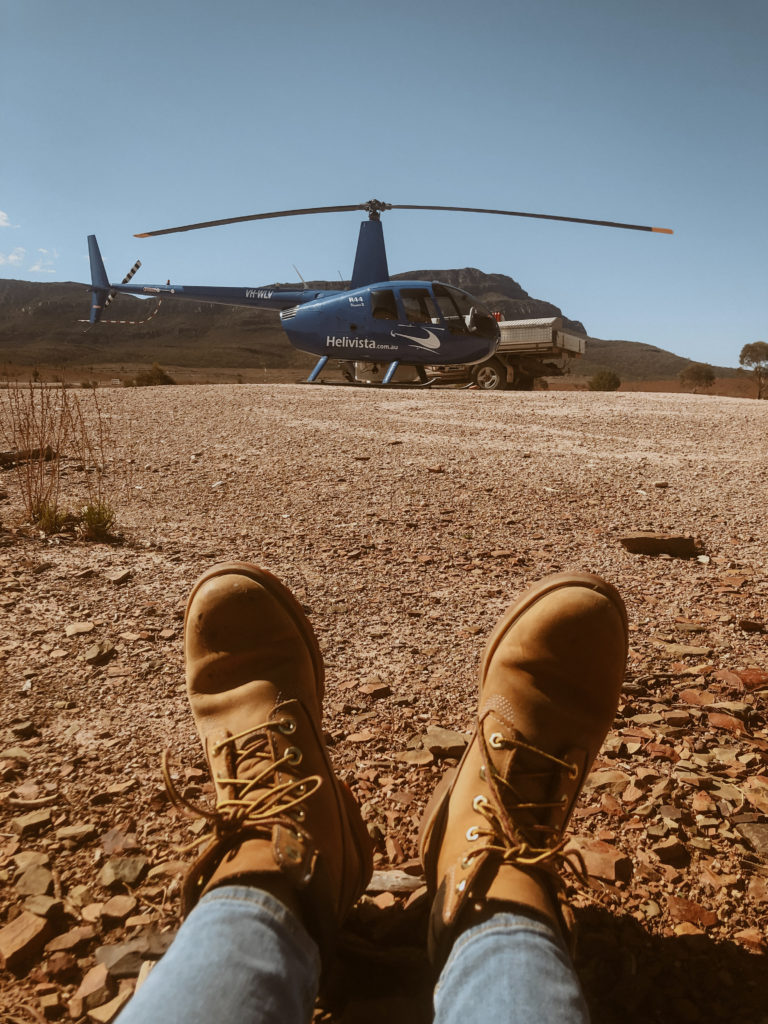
[301,377,438,389]
[304,356,437,388]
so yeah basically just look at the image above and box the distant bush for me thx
[127,363,176,387]
[679,361,715,392]
[588,370,621,392]
[739,341,768,399]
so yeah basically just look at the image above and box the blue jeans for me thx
[118,886,589,1024]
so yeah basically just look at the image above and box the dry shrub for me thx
[0,383,121,538]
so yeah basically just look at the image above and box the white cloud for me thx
[28,248,57,274]
[0,211,11,228]
[0,246,26,266]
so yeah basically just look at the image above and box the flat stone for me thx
[101,894,137,926]
[736,823,768,859]
[15,863,53,896]
[395,748,434,766]
[359,681,392,699]
[0,911,52,972]
[84,641,116,666]
[666,894,718,928]
[68,963,116,1018]
[585,769,632,795]
[56,822,97,844]
[45,924,96,953]
[567,838,633,882]
[367,869,425,894]
[105,569,132,585]
[11,808,52,837]
[66,621,95,636]
[87,987,133,1023]
[13,850,50,873]
[98,855,148,889]
[423,726,468,759]
[652,837,690,866]
[95,931,174,978]
[23,894,63,918]
[618,532,699,557]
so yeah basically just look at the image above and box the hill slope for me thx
[0,273,737,379]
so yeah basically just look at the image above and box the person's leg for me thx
[118,887,320,1024]
[117,562,373,1023]
[433,910,589,1024]
[421,572,628,1023]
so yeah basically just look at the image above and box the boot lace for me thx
[163,715,322,852]
[461,727,586,881]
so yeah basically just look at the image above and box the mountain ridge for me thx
[0,273,738,379]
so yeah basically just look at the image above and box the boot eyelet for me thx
[560,794,568,807]
[466,826,480,841]
[295,782,307,796]
[472,795,489,813]
[285,746,303,766]
[489,732,504,750]
[278,718,297,735]
[479,765,487,781]
[461,855,473,869]
[568,762,579,780]
[291,808,306,823]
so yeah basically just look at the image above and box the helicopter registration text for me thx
[245,289,274,300]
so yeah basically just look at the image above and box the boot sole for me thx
[184,561,326,701]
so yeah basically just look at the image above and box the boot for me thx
[419,572,628,963]
[170,562,373,955]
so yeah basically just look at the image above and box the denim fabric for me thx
[434,911,590,1024]
[116,886,321,1024]
[117,890,587,1024]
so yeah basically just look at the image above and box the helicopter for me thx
[85,199,672,386]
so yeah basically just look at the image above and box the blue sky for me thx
[2,0,766,368]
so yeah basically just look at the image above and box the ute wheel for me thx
[473,358,507,391]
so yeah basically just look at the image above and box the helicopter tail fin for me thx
[87,235,110,324]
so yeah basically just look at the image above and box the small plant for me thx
[31,499,67,535]
[79,500,116,540]
[0,381,124,542]
[588,370,621,392]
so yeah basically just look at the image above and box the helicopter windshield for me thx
[432,283,497,338]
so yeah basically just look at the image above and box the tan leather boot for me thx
[170,562,373,955]
[419,572,628,963]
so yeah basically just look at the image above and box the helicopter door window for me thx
[432,283,468,333]
[370,289,398,320]
[400,288,440,324]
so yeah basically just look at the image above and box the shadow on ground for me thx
[318,901,767,1024]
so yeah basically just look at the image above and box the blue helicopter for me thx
[86,199,672,386]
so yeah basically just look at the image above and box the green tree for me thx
[739,341,768,399]
[679,361,715,392]
[588,370,621,392]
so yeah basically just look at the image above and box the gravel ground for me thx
[1,385,767,1022]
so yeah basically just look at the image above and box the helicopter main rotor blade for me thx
[135,198,672,238]
[135,204,371,238]
[388,204,673,234]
